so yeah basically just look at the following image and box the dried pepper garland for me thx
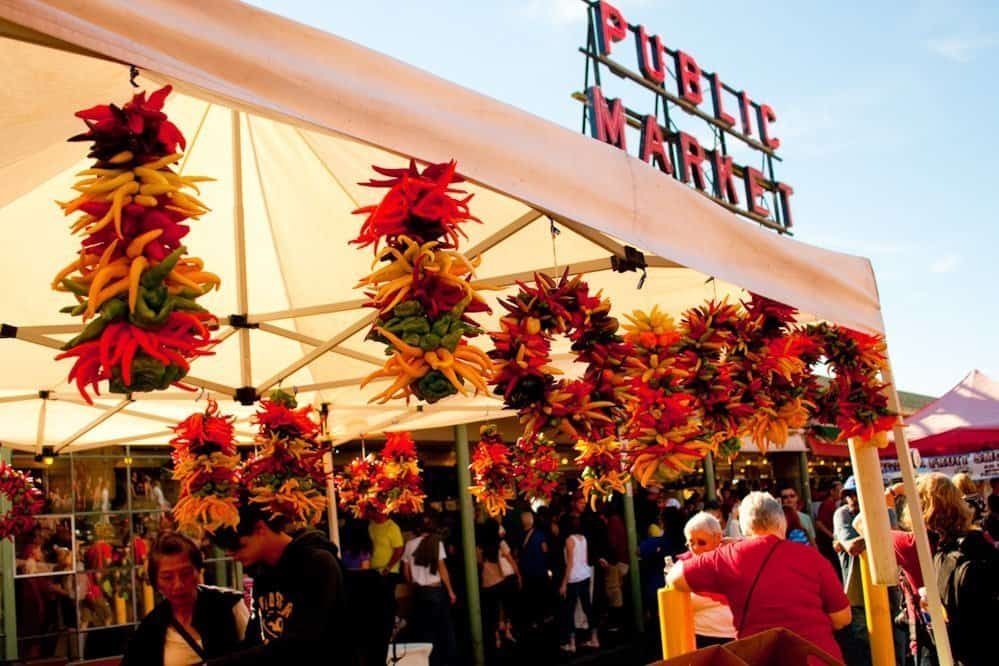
[53,85,219,403]
[0,463,44,540]
[468,425,517,518]
[335,431,426,519]
[622,295,897,488]
[170,399,240,535]
[512,434,561,503]
[242,390,330,526]
[351,161,494,404]
[480,271,631,512]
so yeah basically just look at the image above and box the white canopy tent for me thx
[0,2,954,663]
[0,0,883,453]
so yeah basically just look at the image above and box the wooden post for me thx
[454,424,485,666]
[882,360,953,666]
[703,452,717,502]
[859,556,895,666]
[848,438,896,584]
[658,585,695,659]
[797,451,813,512]
[0,448,16,660]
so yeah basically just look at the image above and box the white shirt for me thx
[690,592,736,639]
[403,536,446,587]
[498,540,514,578]
[163,602,249,666]
[566,534,592,584]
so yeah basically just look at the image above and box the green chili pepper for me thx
[440,331,463,352]
[400,317,430,334]
[419,333,441,351]
[402,332,422,346]
[62,317,111,350]
[415,370,458,403]
[141,245,186,289]
[431,317,451,337]
[172,297,205,312]
[393,300,423,318]
[61,278,91,297]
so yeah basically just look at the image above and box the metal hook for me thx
[195,387,205,403]
[637,267,647,290]
[129,65,140,88]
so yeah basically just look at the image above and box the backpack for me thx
[934,531,999,665]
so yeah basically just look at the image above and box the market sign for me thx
[880,449,999,482]
[578,0,793,233]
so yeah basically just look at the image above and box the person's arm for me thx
[665,560,689,592]
[828,605,852,630]
[834,509,865,556]
[403,558,413,584]
[438,547,457,605]
[816,504,835,539]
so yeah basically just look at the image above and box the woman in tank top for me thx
[558,516,598,654]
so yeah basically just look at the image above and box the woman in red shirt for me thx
[667,491,851,662]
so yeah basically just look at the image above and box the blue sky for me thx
[248,0,998,397]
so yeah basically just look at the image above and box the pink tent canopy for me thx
[884,370,999,457]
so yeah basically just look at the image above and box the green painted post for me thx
[0,448,16,660]
[454,425,484,666]
[622,483,644,631]
[704,452,717,502]
[798,452,813,513]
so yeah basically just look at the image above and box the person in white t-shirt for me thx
[403,515,457,666]
[680,512,736,648]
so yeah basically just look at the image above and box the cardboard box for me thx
[652,628,843,666]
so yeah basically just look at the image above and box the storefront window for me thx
[5,445,239,660]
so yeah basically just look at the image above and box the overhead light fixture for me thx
[35,447,56,466]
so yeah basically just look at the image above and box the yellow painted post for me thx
[658,585,696,659]
[848,438,897,585]
[859,556,895,666]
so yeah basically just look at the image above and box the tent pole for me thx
[0,447,16,660]
[231,110,252,389]
[847,438,896,583]
[623,482,644,631]
[54,397,132,453]
[34,395,47,456]
[703,452,717,501]
[453,424,484,666]
[0,394,38,405]
[797,451,812,513]
[255,323,384,366]
[882,359,953,666]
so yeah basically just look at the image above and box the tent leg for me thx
[323,451,341,549]
[454,425,484,666]
[703,452,717,502]
[0,447,16,660]
[859,555,895,666]
[882,359,953,666]
[623,482,644,632]
[797,451,812,512]
[848,439,896,584]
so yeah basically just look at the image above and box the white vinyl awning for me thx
[0,0,883,452]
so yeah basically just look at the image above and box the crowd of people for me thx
[14,468,999,665]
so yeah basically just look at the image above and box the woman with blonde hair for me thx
[887,473,998,666]
[951,472,985,526]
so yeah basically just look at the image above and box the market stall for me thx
[0,1,951,664]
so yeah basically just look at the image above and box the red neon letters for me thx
[587,86,627,151]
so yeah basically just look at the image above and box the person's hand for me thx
[448,589,457,605]
[380,567,391,576]
[847,538,866,557]
[598,558,609,569]
[833,541,844,554]
[559,583,567,598]
[517,575,523,590]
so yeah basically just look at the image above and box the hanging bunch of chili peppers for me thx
[53,85,219,403]
[170,399,241,535]
[242,390,330,527]
[335,431,425,519]
[0,463,44,540]
[468,425,517,518]
[351,161,494,404]
[511,434,562,504]
[621,295,897,488]
[481,271,631,511]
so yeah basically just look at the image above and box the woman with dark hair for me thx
[558,516,598,654]
[783,505,813,546]
[122,532,248,666]
[477,520,507,652]
[404,514,457,666]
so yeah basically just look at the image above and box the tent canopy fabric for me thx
[888,370,999,457]
[0,0,884,453]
